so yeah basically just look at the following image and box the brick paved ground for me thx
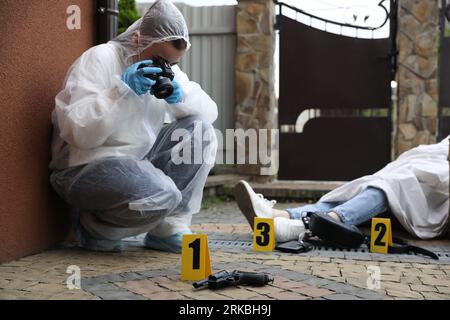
[1,198,449,300]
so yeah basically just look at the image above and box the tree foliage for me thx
[118,0,140,34]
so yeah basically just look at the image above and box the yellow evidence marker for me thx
[253,217,275,252]
[370,218,393,254]
[181,234,212,281]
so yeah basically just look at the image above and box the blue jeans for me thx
[286,187,389,226]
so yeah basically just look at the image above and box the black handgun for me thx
[193,270,274,290]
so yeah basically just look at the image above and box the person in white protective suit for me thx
[49,0,218,253]
[235,136,449,243]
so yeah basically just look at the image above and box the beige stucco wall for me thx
[0,0,96,263]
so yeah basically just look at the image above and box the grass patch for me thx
[445,27,450,38]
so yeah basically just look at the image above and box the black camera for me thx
[137,57,175,99]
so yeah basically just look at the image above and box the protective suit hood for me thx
[111,0,191,64]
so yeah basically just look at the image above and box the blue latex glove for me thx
[121,60,162,96]
[164,79,184,104]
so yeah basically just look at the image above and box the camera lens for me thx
[153,78,174,99]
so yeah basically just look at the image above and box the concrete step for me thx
[205,174,346,200]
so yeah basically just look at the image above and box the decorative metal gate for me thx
[276,1,397,181]
[439,0,450,140]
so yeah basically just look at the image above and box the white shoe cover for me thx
[274,217,307,243]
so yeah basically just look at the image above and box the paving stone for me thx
[238,262,275,271]
[321,276,347,283]
[321,282,362,294]
[315,251,346,258]
[248,294,275,300]
[355,261,380,266]
[439,265,450,270]
[325,293,363,300]
[1,199,450,301]
[249,254,281,261]
[413,263,439,269]
[263,260,295,267]
[345,256,373,262]
[278,255,308,261]
[85,282,117,293]
[47,291,99,300]
[309,257,331,263]
[330,258,349,264]
[392,256,432,263]
[216,287,266,299]
[382,282,412,291]
[118,279,168,295]
[24,291,65,300]
[367,255,400,262]
[300,251,320,257]
[150,276,195,292]
[271,279,308,290]
[301,277,333,287]
[436,286,450,294]
[136,269,178,278]
[22,283,67,294]
[285,265,313,275]
[420,269,446,275]
[93,289,146,300]
[429,274,449,280]
[385,288,424,299]
[0,266,27,273]
[0,289,30,300]
[339,264,367,272]
[345,277,369,288]
[420,277,450,287]
[245,285,285,296]
[180,289,229,300]
[312,269,341,278]
[145,291,189,300]
[81,278,99,288]
[353,289,391,300]
[292,285,334,298]
[118,272,145,282]
[401,276,422,284]
[410,284,438,292]
[0,279,11,288]
[260,268,311,282]
[1,260,35,268]
[97,274,130,283]
[381,274,402,282]
[0,280,39,291]
[267,291,310,300]
[421,291,450,300]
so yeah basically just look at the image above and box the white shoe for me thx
[274,217,306,243]
[234,180,276,229]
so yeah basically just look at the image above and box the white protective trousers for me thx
[51,116,217,240]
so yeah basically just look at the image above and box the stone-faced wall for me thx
[235,0,277,180]
[397,0,440,155]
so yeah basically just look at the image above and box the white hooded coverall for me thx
[49,0,218,241]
